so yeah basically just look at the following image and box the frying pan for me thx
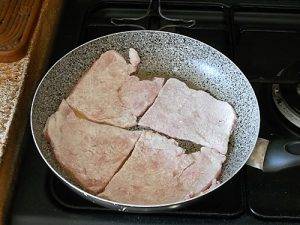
[31,30,260,212]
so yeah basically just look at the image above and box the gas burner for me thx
[272,61,300,129]
[110,0,196,30]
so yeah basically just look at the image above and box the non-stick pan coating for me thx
[31,30,260,212]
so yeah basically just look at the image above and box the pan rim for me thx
[30,30,260,211]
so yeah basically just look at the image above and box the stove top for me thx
[8,0,300,224]
[49,172,244,217]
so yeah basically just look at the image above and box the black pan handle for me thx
[263,139,300,172]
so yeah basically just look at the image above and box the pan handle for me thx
[263,139,300,172]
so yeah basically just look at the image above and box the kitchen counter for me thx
[0,0,63,224]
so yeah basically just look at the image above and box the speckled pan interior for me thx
[31,30,260,211]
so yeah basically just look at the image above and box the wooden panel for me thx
[0,0,42,63]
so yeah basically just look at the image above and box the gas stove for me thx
[8,0,300,224]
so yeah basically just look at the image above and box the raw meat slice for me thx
[120,76,164,116]
[66,49,164,128]
[99,131,225,205]
[44,100,141,194]
[200,179,220,195]
[66,49,137,127]
[129,48,140,69]
[139,78,236,154]
[181,147,225,199]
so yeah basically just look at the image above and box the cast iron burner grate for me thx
[247,167,300,220]
[49,172,245,217]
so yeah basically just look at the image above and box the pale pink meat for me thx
[120,76,164,116]
[66,49,164,128]
[183,148,224,198]
[139,78,236,154]
[200,179,221,196]
[129,48,140,70]
[99,131,225,205]
[44,100,141,194]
